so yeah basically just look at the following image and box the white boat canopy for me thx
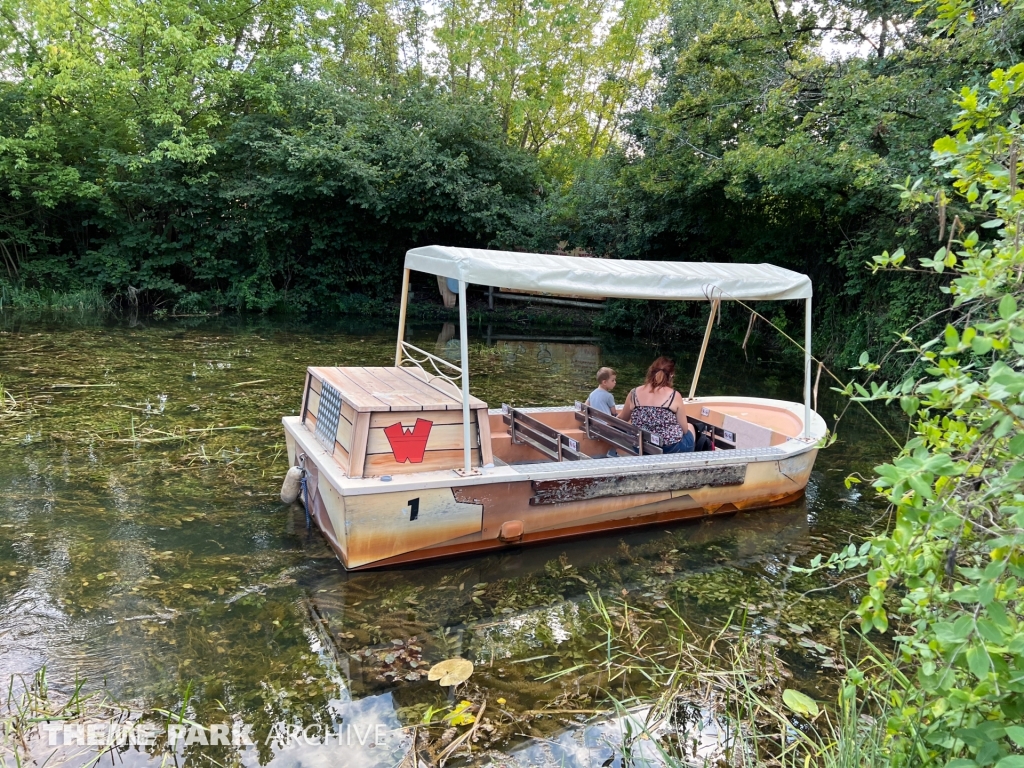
[395,246,815,473]
[404,245,812,302]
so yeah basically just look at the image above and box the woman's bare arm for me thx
[673,391,695,435]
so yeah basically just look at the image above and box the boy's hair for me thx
[596,367,616,384]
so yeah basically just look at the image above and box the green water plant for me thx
[0,667,130,767]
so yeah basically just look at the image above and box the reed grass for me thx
[582,594,894,768]
[0,283,109,313]
[0,667,133,768]
[0,378,32,428]
[84,419,268,472]
[0,379,15,416]
[94,419,261,447]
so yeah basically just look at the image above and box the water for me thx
[0,312,897,767]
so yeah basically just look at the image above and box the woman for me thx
[618,356,695,453]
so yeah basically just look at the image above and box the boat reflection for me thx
[301,502,810,678]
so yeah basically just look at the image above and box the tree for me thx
[431,0,665,173]
[550,0,1022,359]
[0,0,544,308]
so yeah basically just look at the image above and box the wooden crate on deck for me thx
[301,366,492,478]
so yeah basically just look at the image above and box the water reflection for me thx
[0,315,897,766]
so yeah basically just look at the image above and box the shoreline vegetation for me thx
[4,0,1024,367]
[0,284,109,314]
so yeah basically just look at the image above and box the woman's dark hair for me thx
[644,357,675,389]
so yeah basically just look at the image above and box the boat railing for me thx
[502,404,591,462]
[397,340,465,400]
[574,401,664,456]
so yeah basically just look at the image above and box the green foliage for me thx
[82,84,540,311]
[3,0,1024,376]
[549,0,1024,359]
[0,0,547,311]
[814,44,1024,766]
[0,281,108,312]
[0,0,672,314]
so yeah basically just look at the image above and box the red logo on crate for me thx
[384,419,433,463]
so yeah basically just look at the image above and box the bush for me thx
[816,61,1024,767]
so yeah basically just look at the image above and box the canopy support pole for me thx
[459,279,472,474]
[804,297,812,438]
[395,268,410,366]
[689,298,720,399]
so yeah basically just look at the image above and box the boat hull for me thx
[283,411,819,570]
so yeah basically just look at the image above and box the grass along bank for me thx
[0,283,109,313]
[575,594,895,768]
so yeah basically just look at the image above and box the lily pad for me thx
[782,688,819,718]
[427,658,474,687]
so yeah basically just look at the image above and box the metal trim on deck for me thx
[509,446,785,477]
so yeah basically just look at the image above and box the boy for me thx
[587,367,617,415]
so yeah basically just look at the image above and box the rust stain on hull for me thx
[529,464,747,505]
[296,471,807,570]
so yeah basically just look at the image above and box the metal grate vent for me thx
[314,382,343,451]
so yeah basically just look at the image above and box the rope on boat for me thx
[298,453,311,530]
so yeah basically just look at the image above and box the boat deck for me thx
[284,411,811,497]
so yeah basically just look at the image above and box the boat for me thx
[281,246,827,570]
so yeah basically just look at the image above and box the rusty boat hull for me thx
[282,377,825,570]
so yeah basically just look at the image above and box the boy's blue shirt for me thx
[588,387,616,415]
